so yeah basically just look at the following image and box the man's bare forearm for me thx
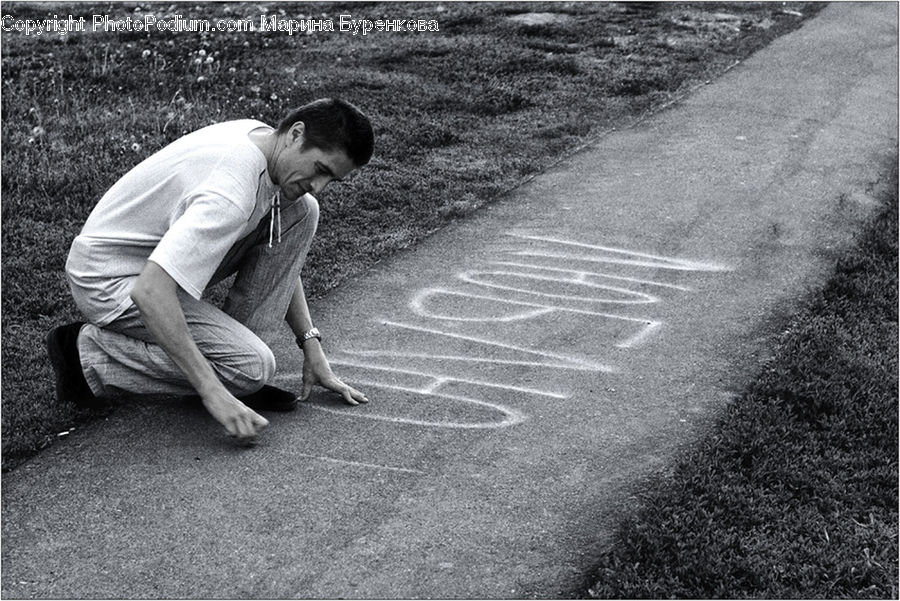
[130,260,226,397]
[285,277,324,353]
[286,277,313,335]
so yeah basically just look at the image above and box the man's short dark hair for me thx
[277,98,374,167]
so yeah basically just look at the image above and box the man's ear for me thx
[290,121,306,145]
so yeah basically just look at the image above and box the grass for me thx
[585,163,899,599]
[1,1,823,469]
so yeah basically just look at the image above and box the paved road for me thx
[3,3,897,599]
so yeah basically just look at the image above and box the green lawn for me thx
[587,162,898,599]
[1,1,821,466]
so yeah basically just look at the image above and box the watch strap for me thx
[297,327,321,346]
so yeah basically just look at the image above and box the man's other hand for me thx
[201,389,269,444]
[300,345,369,405]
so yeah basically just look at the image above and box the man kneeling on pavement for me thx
[47,98,372,444]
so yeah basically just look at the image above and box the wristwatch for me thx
[298,327,322,346]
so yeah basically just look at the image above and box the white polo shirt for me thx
[66,119,278,326]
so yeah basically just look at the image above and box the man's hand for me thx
[201,387,269,444]
[300,342,368,405]
[286,277,367,405]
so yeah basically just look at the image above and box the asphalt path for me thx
[2,3,897,599]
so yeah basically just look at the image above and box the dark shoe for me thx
[46,322,100,408]
[239,385,298,412]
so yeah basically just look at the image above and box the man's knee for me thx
[256,343,277,386]
[283,194,319,241]
[224,340,276,395]
[303,193,320,227]
[249,342,277,391]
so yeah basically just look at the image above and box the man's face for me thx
[274,124,357,202]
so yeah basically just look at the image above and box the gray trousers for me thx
[76,195,319,398]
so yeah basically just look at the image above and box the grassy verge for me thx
[1,2,823,470]
[586,164,898,599]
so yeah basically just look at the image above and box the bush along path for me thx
[586,164,898,599]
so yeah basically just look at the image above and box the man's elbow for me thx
[130,276,154,310]
[130,262,174,310]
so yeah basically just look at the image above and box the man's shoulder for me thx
[160,120,269,184]
[190,118,269,139]
[175,119,268,159]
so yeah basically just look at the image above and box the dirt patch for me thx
[673,7,782,35]
[506,12,573,26]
